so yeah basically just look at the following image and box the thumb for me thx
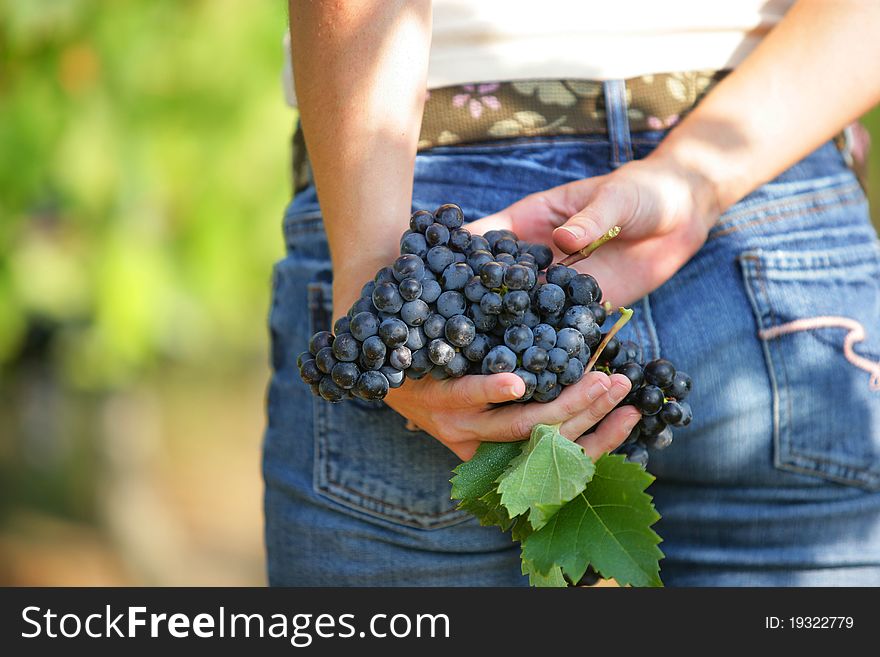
[552,181,638,255]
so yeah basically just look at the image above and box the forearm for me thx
[652,0,880,215]
[289,1,431,318]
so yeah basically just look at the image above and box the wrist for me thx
[644,142,726,229]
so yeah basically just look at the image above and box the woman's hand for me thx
[383,369,640,461]
[468,154,720,307]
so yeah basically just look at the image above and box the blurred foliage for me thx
[0,0,290,388]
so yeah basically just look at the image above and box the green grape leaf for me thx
[510,514,534,542]
[457,488,513,531]
[496,423,595,529]
[521,453,663,587]
[522,557,567,588]
[450,441,525,503]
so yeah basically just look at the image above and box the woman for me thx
[265,0,880,585]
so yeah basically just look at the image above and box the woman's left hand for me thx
[467,154,721,307]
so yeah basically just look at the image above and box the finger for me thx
[558,373,632,439]
[478,370,626,442]
[451,440,482,461]
[576,406,642,460]
[553,180,638,254]
[439,372,525,408]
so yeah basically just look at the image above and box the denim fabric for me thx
[264,97,880,587]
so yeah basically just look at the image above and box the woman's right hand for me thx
[382,369,641,461]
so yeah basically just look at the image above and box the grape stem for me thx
[559,226,621,267]
[586,307,633,371]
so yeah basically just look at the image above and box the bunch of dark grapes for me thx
[298,203,693,470]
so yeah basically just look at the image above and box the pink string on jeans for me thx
[759,316,880,391]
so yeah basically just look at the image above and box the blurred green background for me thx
[1,0,880,585]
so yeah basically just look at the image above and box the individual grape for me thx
[503,290,531,314]
[436,291,467,318]
[561,305,596,335]
[378,317,409,347]
[434,203,464,229]
[634,385,665,416]
[482,229,505,251]
[659,400,684,425]
[428,338,456,366]
[407,348,434,379]
[421,267,437,281]
[547,347,570,373]
[449,228,471,252]
[667,371,693,401]
[393,254,425,282]
[466,249,494,273]
[372,282,404,313]
[381,365,406,389]
[597,335,620,364]
[533,383,562,402]
[522,346,549,373]
[440,262,473,291]
[638,413,666,437]
[309,330,334,356]
[359,352,384,371]
[614,362,644,389]
[399,277,422,302]
[566,273,600,305]
[332,332,360,362]
[542,310,564,328]
[333,316,351,336]
[361,335,386,361]
[503,264,531,290]
[495,252,516,266]
[348,296,375,318]
[356,370,389,400]
[331,362,361,389]
[405,326,427,351]
[423,312,447,339]
[483,345,517,373]
[494,236,519,255]
[558,357,585,385]
[410,209,434,233]
[535,370,557,394]
[619,442,650,469]
[513,369,537,401]
[462,333,491,362]
[546,264,576,287]
[645,426,674,450]
[299,359,323,385]
[444,352,469,378]
[517,253,536,267]
[526,244,553,270]
[445,314,476,347]
[315,346,338,374]
[521,308,541,328]
[350,311,380,341]
[425,223,450,247]
[581,323,602,349]
[374,266,396,284]
[586,302,607,326]
[577,341,591,366]
[420,279,442,304]
[360,280,376,299]
[319,376,347,402]
[389,346,413,370]
[426,245,455,274]
[678,401,693,426]
[644,359,676,389]
[400,299,430,326]
[533,323,557,350]
[464,276,490,303]
[535,283,566,315]
[479,261,505,289]
[504,324,534,354]
[556,327,585,356]
[468,303,497,332]
[400,232,429,258]
[297,351,313,368]
[467,235,490,254]
[479,291,503,315]
[617,340,642,364]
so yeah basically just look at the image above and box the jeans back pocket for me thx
[739,241,880,490]
[307,276,469,529]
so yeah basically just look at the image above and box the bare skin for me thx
[289,0,880,459]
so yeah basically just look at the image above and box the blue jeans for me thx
[264,96,880,586]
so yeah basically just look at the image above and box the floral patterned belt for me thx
[292,70,867,192]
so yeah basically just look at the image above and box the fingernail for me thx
[505,385,521,398]
[557,225,585,241]
[611,378,631,399]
